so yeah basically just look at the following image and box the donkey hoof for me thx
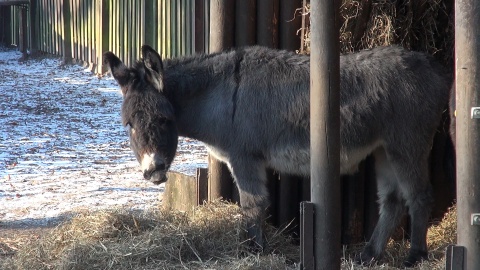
[403,249,428,268]
[247,238,265,253]
[354,246,379,266]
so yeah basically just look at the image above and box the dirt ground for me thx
[0,48,208,261]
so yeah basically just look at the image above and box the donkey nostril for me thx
[157,163,166,171]
[143,170,153,180]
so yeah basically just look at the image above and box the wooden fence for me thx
[2,0,456,247]
[2,0,208,72]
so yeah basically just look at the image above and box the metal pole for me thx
[309,0,341,269]
[455,0,480,269]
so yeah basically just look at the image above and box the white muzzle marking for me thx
[141,153,157,173]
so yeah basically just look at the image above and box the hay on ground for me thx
[1,201,457,270]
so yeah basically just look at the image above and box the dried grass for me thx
[301,0,453,65]
[1,201,456,270]
[0,201,298,270]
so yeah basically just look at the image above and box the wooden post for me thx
[208,0,235,201]
[209,0,234,52]
[455,0,480,269]
[235,0,256,46]
[256,0,279,48]
[309,0,341,269]
[279,0,302,51]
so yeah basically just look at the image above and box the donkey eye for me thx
[158,118,168,125]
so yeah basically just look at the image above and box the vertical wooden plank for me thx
[114,0,119,55]
[187,0,192,55]
[99,0,110,73]
[48,0,53,53]
[80,0,85,62]
[62,0,72,63]
[194,0,204,53]
[38,1,42,52]
[196,168,209,205]
[165,0,171,58]
[257,0,279,48]
[204,0,209,53]
[207,155,233,201]
[70,0,75,59]
[29,0,38,54]
[130,0,135,63]
[18,6,26,53]
[42,1,47,52]
[95,0,100,70]
[181,0,186,55]
[279,0,302,51]
[78,0,83,60]
[43,1,47,52]
[118,0,123,61]
[142,0,148,47]
[276,174,300,229]
[88,0,93,64]
[235,0,256,46]
[108,0,112,53]
[50,0,56,54]
[170,0,175,56]
[123,0,129,65]
[88,0,92,62]
[58,0,64,55]
[86,0,91,63]
[57,0,62,54]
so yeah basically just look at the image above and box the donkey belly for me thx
[268,140,382,176]
[340,141,382,175]
[268,147,311,176]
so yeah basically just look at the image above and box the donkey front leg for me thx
[228,157,269,250]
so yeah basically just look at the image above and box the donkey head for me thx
[104,45,178,184]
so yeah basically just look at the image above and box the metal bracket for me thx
[471,213,480,225]
[471,107,480,118]
[446,245,465,270]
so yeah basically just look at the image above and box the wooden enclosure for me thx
[2,0,457,247]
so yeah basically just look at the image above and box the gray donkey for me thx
[103,45,450,267]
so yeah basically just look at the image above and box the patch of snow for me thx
[0,48,208,227]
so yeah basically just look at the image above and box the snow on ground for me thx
[0,48,208,227]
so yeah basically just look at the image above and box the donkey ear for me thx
[141,45,164,74]
[103,52,130,87]
[141,45,165,91]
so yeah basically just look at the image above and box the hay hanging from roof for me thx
[301,0,454,65]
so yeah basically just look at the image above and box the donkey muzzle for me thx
[144,169,168,185]
[141,153,168,184]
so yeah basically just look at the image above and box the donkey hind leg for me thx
[357,148,406,265]
[228,157,269,251]
[392,156,433,267]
